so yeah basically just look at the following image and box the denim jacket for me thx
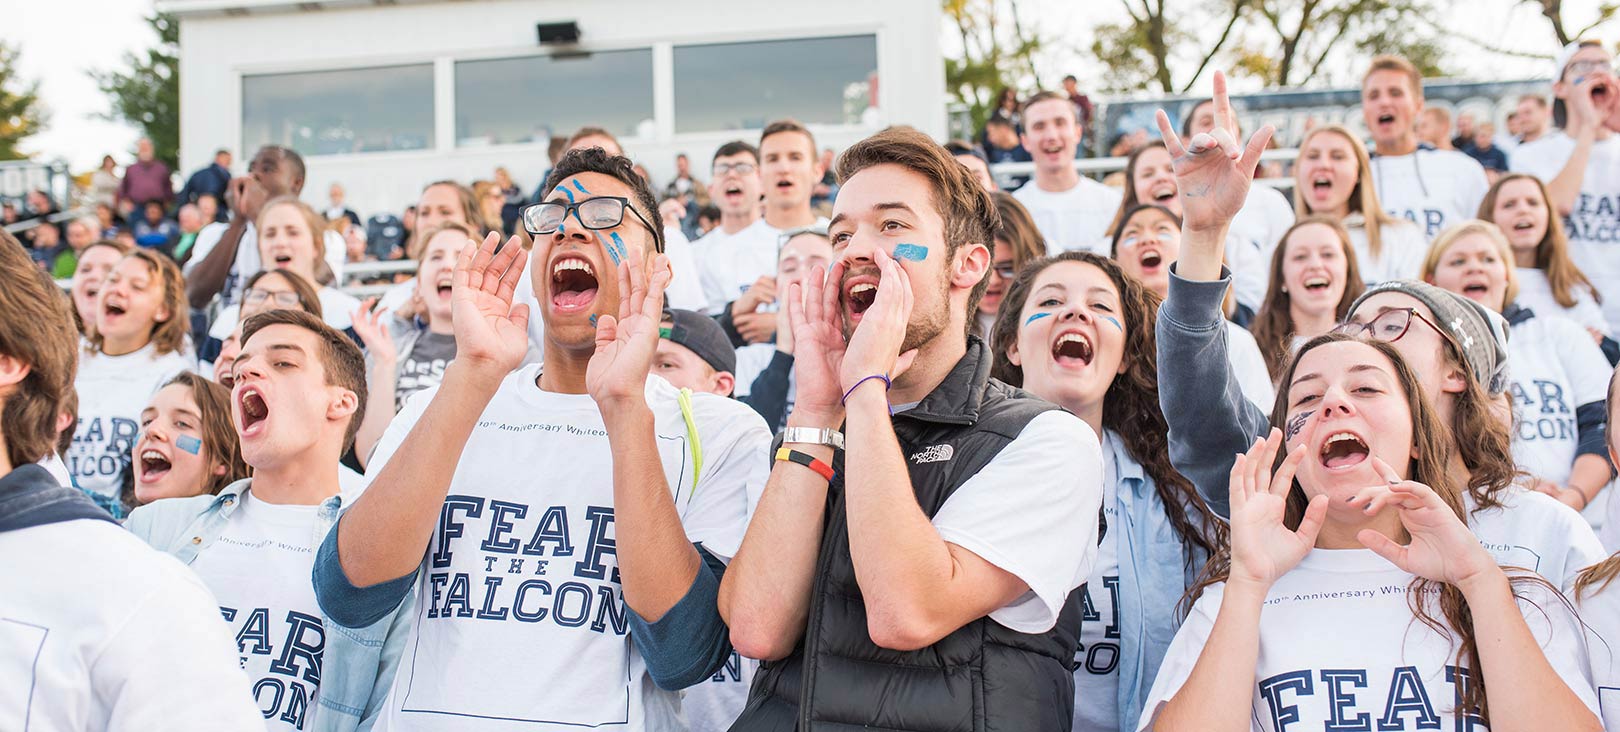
[1102,430,1207,732]
[125,479,414,732]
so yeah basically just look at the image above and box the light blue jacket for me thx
[1100,430,1208,732]
[125,479,414,732]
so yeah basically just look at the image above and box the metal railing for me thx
[988,148,1299,191]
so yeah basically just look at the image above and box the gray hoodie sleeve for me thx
[1156,264,1272,519]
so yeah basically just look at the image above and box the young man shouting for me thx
[720,127,1102,729]
[1361,55,1491,239]
[1013,91,1124,253]
[315,147,771,731]
[127,309,413,731]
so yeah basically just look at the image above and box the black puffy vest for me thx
[729,338,1084,732]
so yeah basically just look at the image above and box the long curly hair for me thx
[989,251,1225,567]
[1190,333,1499,721]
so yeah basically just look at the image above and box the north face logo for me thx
[909,444,954,464]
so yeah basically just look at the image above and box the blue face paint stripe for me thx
[892,243,928,261]
[561,186,575,203]
[176,435,203,455]
[596,232,621,266]
[1024,312,1052,327]
[572,180,588,194]
[609,232,627,262]
[1103,315,1123,331]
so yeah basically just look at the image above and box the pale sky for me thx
[6,0,1617,172]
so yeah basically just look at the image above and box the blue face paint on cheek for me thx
[1024,312,1052,327]
[1103,315,1123,332]
[589,314,598,327]
[892,243,928,261]
[609,232,628,263]
[596,232,621,266]
[176,435,202,455]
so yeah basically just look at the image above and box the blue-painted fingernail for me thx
[1024,312,1051,327]
[176,435,202,455]
[893,243,928,261]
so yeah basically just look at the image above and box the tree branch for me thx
[1183,0,1251,92]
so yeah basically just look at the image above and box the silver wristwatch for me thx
[780,427,845,451]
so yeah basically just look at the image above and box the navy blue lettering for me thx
[554,581,593,627]
[237,608,273,655]
[1260,670,1314,731]
[1378,665,1441,730]
[574,506,620,583]
[508,557,524,574]
[522,505,574,557]
[443,572,474,618]
[426,572,448,619]
[1321,669,1372,731]
[590,584,628,635]
[512,579,552,622]
[476,576,509,620]
[267,611,324,684]
[480,500,527,554]
[1446,666,1486,731]
[711,651,743,682]
[432,495,484,568]
[280,682,310,729]
[253,677,284,719]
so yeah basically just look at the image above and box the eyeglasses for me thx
[1564,60,1616,79]
[992,264,1018,279]
[713,162,757,177]
[1331,308,1452,346]
[521,196,663,252]
[244,288,301,308]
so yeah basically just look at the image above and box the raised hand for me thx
[1154,71,1274,233]
[784,262,849,427]
[1352,458,1499,587]
[1226,427,1328,591]
[450,231,531,375]
[839,252,918,399]
[587,251,672,409]
[350,297,396,367]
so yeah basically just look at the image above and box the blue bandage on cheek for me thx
[176,435,203,455]
[1024,312,1052,327]
[892,243,928,261]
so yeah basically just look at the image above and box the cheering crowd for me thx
[5,40,1620,732]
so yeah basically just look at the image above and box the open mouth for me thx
[435,276,452,299]
[1151,186,1176,203]
[845,281,878,315]
[239,387,269,437]
[1377,114,1396,126]
[273,254,293,266]
[1139,250,1163,270]
[102,300,127,319]
[1463,282,1490,296]
[1311,176,1333,191]
[1319,431,1370,469]
[1511,220,1535,232]
[1051,331,1094,366]
[138,449,172,483]
[1303,276,1331,293]
[550,256,599,313]
[774,179,795,192]
[724,186,743,198]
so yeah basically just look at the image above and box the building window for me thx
[673,35,878,133]
[242,65,435,156]
[455,49,654,148]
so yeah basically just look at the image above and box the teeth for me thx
[141,450,165,461]
[1305,277,1329,287]
[553,259,594,276]
[849,283,877,296]
[1058,333,1090,348]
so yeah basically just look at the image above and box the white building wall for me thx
[172,0,944,217]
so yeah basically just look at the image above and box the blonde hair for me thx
[256,196,333,286]
[1420,221,1520,311]
[1294,125,1400,260]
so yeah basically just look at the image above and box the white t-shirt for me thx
[1138,549,1597,731]
[1511,133,1620,336]
[185,221,348,309]
[208,286,362,342]
[1226,321,1277,411]
[1506,315,1612,488]
[731,343,778,399]
[188,492,325,732]
[366,366,771,731]
[69,344,194,499]
[1572,568,1620,732]
[0,519,263,731]
[1344,213,1428,285]
[1013,177,1125,255]
[693,219,782,316]
[929,409,1104,632]
[1466,486,1606,590]
[1513,268,1611,336]
[1073,432,1121,732]
[1368,148,1490,240]
[1229,186,1297,310]
[659,225,710,314]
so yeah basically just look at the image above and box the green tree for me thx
[1089,0,1250,94]
[0,42,46,161]
[92,12,180,169]
[1237,0,1446,87]
[943,0,1047,134]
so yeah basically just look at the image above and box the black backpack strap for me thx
[0,465,116,533]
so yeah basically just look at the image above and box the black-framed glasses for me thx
[521,196,663,252]
[992,264,1018,279]
[1331,307,1452,347]
[244,288,301,308]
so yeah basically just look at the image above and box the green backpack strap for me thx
[677,387,704,489]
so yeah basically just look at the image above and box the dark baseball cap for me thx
[660,308,736,374]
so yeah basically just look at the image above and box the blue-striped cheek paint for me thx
[589,314,598,327]
[893,243,928,261]
[609,232,628,263]
[596,233,621,266]
[1024,312,1052,327]
[176,435,203,455]
[1103,315,1122,331]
